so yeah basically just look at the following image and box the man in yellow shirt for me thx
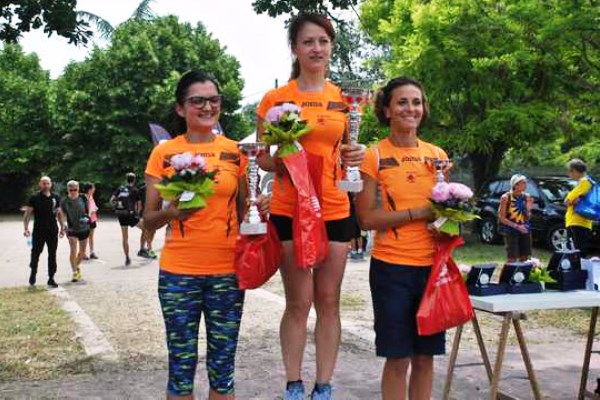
[565,159,593,257]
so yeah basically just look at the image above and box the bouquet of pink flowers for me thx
[431,182,479,236]
[154,152,218,210]
[262,103,312,157]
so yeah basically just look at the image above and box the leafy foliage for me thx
[361,0,599,189]
[0,0,92,44]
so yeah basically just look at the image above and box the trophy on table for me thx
[338,86,371,193]
[238,142,269,235]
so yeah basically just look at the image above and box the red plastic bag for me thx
[235,221,283,290]
[283,150,329,269]
[416,236,474,335]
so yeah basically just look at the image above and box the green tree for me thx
[0,43,54,209]
[0,0,92,44]
[361,0,599,189]
[50,16,247,192]
[77,0,156,40]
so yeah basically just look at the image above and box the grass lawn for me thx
[0,287,92,381]
[454,240,552,266]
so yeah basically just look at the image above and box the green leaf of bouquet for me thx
[439,220,461,236]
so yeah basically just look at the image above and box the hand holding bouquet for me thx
[154,152,218,210]
[262,103,312,157]
[431,182,479,236]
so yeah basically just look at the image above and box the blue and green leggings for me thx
[158,270,245,397]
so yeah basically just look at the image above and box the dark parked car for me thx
[475,176,600,251]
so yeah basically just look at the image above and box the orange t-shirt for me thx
[360,138,448,267]
[145,134,244,275]
[257,79,349,221]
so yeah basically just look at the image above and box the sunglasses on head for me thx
[185,95,222,108]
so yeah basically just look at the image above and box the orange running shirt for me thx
[257,80,349,221]
[145,134,244,275]
[360,138,448,267]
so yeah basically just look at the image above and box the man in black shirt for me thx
[23,176,65,288]
[110,172,146,266]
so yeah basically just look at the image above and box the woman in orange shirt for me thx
[356,77,448,400]
[256,12,364,400]
[144,70,258,400]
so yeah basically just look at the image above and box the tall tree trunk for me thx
[469,143,507,191]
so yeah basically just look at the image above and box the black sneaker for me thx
[47,280,58,289]
[89,253,99,260]
[125,256,131,266]
[137,249,151,259]
[28,272,36,286]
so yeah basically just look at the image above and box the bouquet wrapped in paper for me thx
[154,152,218,210]
[431,182,479,236]
[262,103,312,157]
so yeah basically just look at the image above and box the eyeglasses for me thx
[185,95,222,108]
[68,188,78,192]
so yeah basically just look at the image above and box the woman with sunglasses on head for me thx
[144,70,263,400]
[60,180,90,283]
[256,12,365,400]
[356,77,448,400]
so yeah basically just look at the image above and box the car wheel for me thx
[547,224,568,251]
[478,217,499,244]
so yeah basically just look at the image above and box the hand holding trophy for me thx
[338,86,371,192]
[238,142,269,235]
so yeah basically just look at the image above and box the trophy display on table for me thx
[338,86,371,193]
[238,142,269,235]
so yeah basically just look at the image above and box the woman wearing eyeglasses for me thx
[144,70,258,400]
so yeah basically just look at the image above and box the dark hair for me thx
[374,77,430,127]
[126,172,136,184]
[169,70,221,135]
[567,158,587,174]
[288,13,336,80]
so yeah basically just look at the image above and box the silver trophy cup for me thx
[432,159,450,183]
[338,87,370,193]
[238,142,269,235]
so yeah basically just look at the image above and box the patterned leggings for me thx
[158,270,245,396]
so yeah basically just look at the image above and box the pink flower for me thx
[192,154,206,170]
[448,183,473,201]
[170,152,194,170]
[432,182,450,202]
[265,106,283,123]
[458,263,472,274]
[281,102,301,114]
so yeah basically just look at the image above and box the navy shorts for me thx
[370,257,446,359]
[270,214,352,243]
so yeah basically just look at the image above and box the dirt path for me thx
[1,215,598,399]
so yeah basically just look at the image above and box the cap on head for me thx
[510,174,527,189]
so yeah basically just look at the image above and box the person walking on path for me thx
[256,12,365,400]
[144,70,266,400]
[82,182,99,260]
[60,180,90,283]
[356,77,449,400]
[110,172,146,266]
[23,176,64,288]
[565,159,594,257]
[498,174,534,262]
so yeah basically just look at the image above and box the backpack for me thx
[575,176,600,221]
[114,185,135,216]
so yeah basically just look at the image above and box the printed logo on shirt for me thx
[301,101,324,108]
[220,152,240,165]
[379,157,400,170]
[406,171,417,184]
[327,101,347,112]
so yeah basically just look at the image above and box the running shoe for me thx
[284,381,306,400]
[311,383,333,400]
[137,249,152,259]
[89,253,98,260]
[82,255,89,261]
[47,279,58,289]
[125,256,131,266]
[147,250,157,259]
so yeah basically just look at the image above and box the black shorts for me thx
[370,257,446,359]
[504,232,532,259]
[270,214,352,243]
[67,230,90,241]
[118,215,140,227]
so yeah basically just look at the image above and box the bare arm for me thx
[23,206,33,236]
[236,176,248,225]
[355,174,433,231]
[498,194,511,226]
